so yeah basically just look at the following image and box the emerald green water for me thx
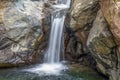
[0,65,106,80]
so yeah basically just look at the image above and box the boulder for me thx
[65,0,100,66]
[100,0,120,43]
[0,0,51,67]
[70,0,99,31]
[87,10,119,80]
[66,0,120,79]
[99,0,120,79]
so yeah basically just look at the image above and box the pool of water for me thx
[0,64,106,80]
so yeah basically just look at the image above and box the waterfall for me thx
[44,0,71,63]
[25,0,71,75]
[44,14,65,63]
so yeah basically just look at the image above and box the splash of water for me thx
[25,63,68,75]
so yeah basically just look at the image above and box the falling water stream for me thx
[25,0,71,75]
[45,0,70,63]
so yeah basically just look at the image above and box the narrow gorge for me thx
[0,0,120,80]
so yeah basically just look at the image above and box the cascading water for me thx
[44,0,71,63]
[44,0,71,64]
[44,14,65,63]
[25,0,71,75]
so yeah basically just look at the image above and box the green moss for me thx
[92,38,111,55]
[0,63,14,68]
[0,78,9,80]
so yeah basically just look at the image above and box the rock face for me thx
[87,10,119,80]
[70,0,99,31]
[66,0,120,80]
[0,0,52,67]
[65,0,120,80]
[65,0,99,66]
[100,0,120,42]
[98,0,120,80]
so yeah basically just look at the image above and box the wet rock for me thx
[70,0,99,31]
[87,10,116,55]
[66,0,120,80]
[65,0,99,66]
[0,0,13,23]
[0,0,69,67]
[87,10,119,80]
[98,0,120,79]
[100,0,120,43]
[0,0,51,67]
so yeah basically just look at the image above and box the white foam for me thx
[53,4,69,9]
[24,63,68,75]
